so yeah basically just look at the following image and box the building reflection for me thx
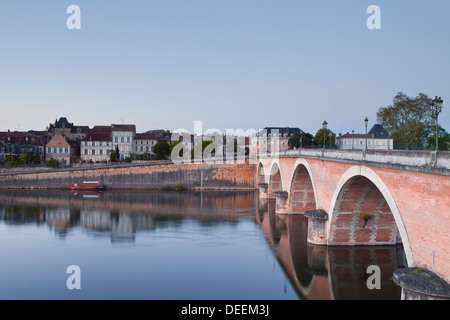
[0,190,255,244]
[255,196,407,300]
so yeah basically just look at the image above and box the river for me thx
[0,190,406,300]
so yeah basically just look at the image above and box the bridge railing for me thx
[264,148,450,170]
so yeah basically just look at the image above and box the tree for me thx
[427,126,450,150]
[115,145,120,161]
[170,141,183,157]
[377,92,436,149]
[46,159,59,168]
[153,142,170,160]
[288,132,314,149]
[314,129,335,148]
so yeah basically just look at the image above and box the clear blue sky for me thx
[0,1,449,136]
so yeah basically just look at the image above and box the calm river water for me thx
[0,190,406,300]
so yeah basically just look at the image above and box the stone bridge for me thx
[255,149,450,284]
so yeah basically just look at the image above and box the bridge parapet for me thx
[265,149,450,172]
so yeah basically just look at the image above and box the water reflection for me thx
[0,190,406,299]
[255,197,407,300]
[0,190,255,243]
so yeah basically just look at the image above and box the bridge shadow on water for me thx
[256,197,407,300]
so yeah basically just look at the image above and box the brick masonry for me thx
[258,157,450,283]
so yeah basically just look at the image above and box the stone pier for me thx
[304,210,329,246]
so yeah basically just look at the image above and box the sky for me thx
[0,0,449,136]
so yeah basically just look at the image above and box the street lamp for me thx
[364,117,369,151]
[322,121,328,149]
[432,96,443,151]
[352,130,354,150]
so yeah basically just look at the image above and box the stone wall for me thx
[0,162,256,190]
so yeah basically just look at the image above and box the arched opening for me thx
[268,163,282,196]
[289,164,316,213]
[328,176,401,246]
[257,162,266,185]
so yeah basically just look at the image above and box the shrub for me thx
[46,159,59,168]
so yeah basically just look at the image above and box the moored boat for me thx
[70,181,105,191]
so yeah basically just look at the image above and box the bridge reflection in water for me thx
[256,197,407,300]
[0,190,406,299]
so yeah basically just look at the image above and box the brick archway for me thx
[288,160,318,214]
[268,161,283,196]
[328,166,414,267]
[257,162,266,185]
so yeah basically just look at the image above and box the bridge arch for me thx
[328,165,414,267]
[257,162,266,185]
[288,159,318,214]
[268,160,283,196]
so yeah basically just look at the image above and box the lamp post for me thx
[432,96,443,151]
[364,117,369,151]
[352,130,354,150]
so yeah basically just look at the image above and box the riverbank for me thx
[0,161,256,191]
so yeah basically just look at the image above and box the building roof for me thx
[111,124,136,132]
[338,124,392,139]
[54,117,73,129]
[71,126,90,134]
[259,127,303,137]
[135,132,158,140]
[91,126,112,133]
[368,124,393,139]
[82,132,112,142]
[0,131,47,146]
[46,132,79,147]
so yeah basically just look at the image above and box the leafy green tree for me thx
[427,126,450,150]
[153,142,171,160]
[314,129,335,148]
[170,141,183,157]
[377,92,437,149]
[288,132,314,149]
[192,140,217,159]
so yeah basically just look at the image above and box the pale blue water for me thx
[0,190,404,300]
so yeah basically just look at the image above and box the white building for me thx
[336,124,393,150]
[111,124,136,160]
[250,127,302,154]
[80,126,113,163]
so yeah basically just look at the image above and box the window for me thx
[84,149,88,155]
[99,149,103,155]
[92,149,95,155]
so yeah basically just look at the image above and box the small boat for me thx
[70,181,105,191]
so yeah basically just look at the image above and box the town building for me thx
[0,130,47,163]
[336,124,393,151]
[111,124,136,161]
[251,127,303,154]
[134,132,158,159]
[80,126,113,163]
[45,132,79,167]
[48,117,89,141]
